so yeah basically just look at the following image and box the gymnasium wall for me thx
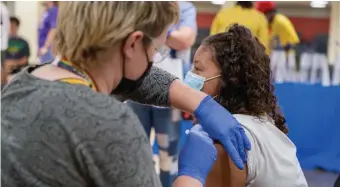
[196,13,330,42]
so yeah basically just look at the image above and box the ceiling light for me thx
[211,1,225,5]
[310,1,328,8]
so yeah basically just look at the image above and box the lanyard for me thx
[53,57,98,91]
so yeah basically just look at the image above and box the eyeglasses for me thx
[143,33,171,64]
[153,45,171,64]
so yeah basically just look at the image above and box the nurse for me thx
[1,2,250,187]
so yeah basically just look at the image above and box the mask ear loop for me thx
[205,74,222,81]
[203,74,222,98]
[211,75,223,100]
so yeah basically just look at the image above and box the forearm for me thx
[169,79,206,114]
[173,176,203,187]
[122,66,206,113]
[42,28,56,49]
[121,66,177,106]
[166,28,196,50]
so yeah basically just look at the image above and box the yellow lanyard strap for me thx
[58,77,95,90]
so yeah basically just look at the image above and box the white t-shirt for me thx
[0,2,10,50]
[233,114,308,187]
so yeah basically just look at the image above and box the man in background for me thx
[38,1,58,64]
[256,1,300,82]
[126,2,197,187]
[256,1,300,51]
[210,1,269,52]
[4,16,30,77]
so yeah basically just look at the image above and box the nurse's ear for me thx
[122,31,144,59]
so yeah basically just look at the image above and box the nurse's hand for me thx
[177,125,217,186]
[194,96,251,170]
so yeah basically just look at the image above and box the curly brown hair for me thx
[202,24,288,134]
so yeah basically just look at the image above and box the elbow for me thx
[175,37,196,50]
[168,28,197,50]
[170,33,196,51]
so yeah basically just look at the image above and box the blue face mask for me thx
[184,71,221,91]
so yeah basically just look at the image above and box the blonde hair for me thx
[55,2,179,70]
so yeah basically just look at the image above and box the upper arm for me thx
[119,66,178,107]
[77,109,161,186]
[206,143,247,187]
[227,150,247,187]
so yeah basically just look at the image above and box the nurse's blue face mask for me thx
[184,71,221,91]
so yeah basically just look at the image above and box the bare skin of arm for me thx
[206,143,247,187]
[169,79,207,114]
[44,28,56,49]
[166,27,196,51]
[173,176,203,187]
[40,28,56,55]
[1,66,7,86]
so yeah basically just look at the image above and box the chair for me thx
[310,35,331,86]
[310,53,331,86]
[286,50,297,82]
[332,55,340,86]
[270,50,286,83]
[299,52,313,83]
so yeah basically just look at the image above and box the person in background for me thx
[38,1,58,64]
[1,2,10,88]
[4,17,30,78]
[167,1,197,76]
[186,24,307,187]
[210,1,269,52]
[126,2,197,187]
[256,1,300,51]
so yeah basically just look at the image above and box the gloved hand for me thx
[194,96,251,169]
[177,125,217,185]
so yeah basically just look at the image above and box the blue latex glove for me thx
[177,125,217,185]
[194,96,251,169]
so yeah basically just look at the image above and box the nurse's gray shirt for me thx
[1,65,177,187]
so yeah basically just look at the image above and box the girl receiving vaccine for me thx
[184,24,308,187]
